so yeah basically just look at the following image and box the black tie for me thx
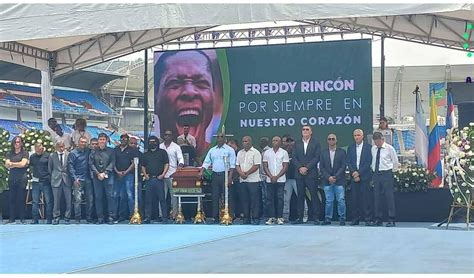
[59,153,63,168]
[375,147,381,173]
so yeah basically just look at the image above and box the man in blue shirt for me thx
[200,132,236,224]
[68,136,93,224]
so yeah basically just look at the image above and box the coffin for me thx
[172,167,203,194]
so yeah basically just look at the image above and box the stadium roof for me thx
[0,61,125,92]
[0,3,472,76]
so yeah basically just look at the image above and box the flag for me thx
[445,90,456,131]
[415,93,428,167]
[428,91,442,187]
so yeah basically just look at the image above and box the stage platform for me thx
[1,221,472,274]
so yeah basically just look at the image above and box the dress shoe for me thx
[340,221,346,226]
[293,219,304,225]
[31,219,39,225]
[46,219,52,225]
[321,220,331,225]
[350,221,360,226]
[142,218,151,224]
[386,221,396,227]
[97,218,105,224]
[64,219,70,225]
[52,218,59,225]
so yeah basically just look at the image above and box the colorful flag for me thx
[446,89,456,131]
[428,91,442,187]
[415,93,428,167]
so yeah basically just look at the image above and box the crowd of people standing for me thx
[4,116,399,227]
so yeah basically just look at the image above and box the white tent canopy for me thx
[1,3,472,75]
[0,3,472,126]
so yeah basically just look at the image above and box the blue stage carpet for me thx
[0,224,269,274]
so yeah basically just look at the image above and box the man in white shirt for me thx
[236,136,262,225]
[45,117,60,144]
[263,136,289,225]
[371,131,399,227]
[177,124,197,148]
[54,125,72,150]
[160,129,184,219]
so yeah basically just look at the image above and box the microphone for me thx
[412,85,420,94]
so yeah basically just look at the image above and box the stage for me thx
[1,221,472,274]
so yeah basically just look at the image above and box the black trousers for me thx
[350,179,373,222]
[266,182,285,218]
[92,176,115,221]
[240,182,261,220]
[145,177,168,220]
[211,173,225,219]
[230,179,241,218]
[373,171,396,222]
[8,175,27,221]
[296,177,320,221]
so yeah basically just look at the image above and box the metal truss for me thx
[155,14,471,53]
[157,25,353,47]
[299,13,472,52]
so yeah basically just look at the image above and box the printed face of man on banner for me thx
[154,50,223,156]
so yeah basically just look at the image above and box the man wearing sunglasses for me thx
[160,130,184,220]
[292,125,322,224]
[320,134,347,226]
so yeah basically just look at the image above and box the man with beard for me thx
[142,136,169,224]
[154,50,220,157]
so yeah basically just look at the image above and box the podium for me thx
[172,167,205,223]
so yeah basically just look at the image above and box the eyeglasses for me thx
[302,128,310,131]
[327,138,336,141]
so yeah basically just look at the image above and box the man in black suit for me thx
[320,133,347,226]
[347,129,373,226]
[292,125,321,224]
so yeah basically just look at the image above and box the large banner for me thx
[154,40,372,156]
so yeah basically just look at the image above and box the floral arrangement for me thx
[19,129,54,153]
[445,123,474,206]
[0,128,10,193]
[394,162,435,193]
[19,129,54,181]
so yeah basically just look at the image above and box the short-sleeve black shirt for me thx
[114,146,134,172]
[142,148,169,176]
[6,149,29,178]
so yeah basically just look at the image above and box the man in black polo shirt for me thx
[141,136,169,224]
[29,143,53,224]
[114,133,135,222]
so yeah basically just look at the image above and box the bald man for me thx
[236,136,262,225]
